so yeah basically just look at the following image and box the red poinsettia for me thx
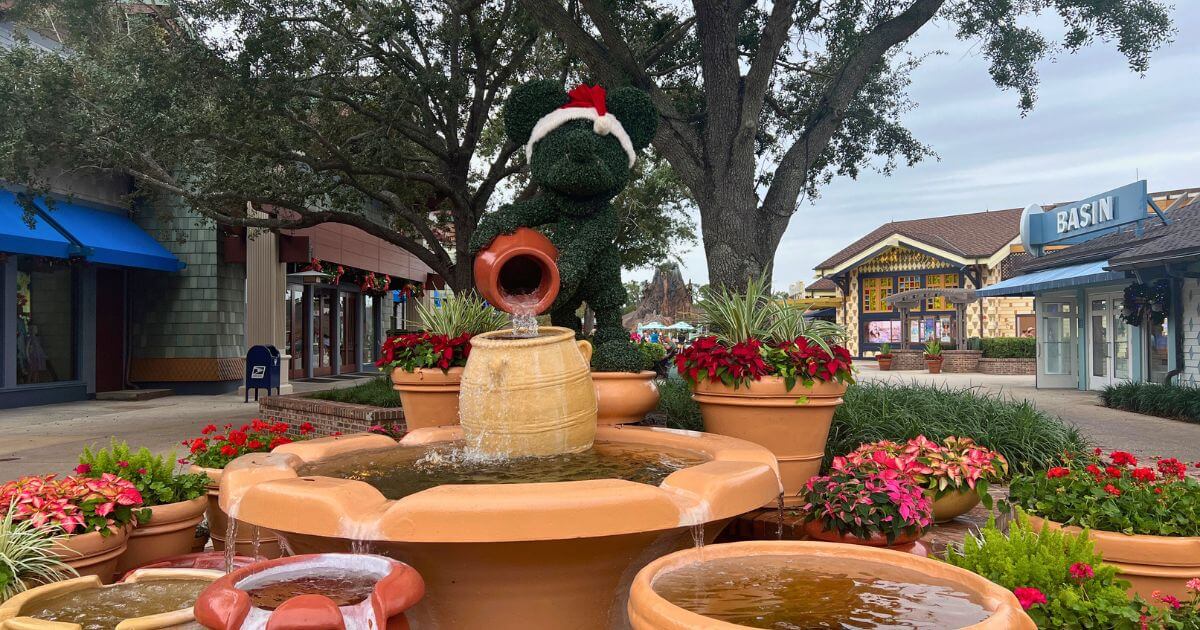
[377,331,473,373]
[675,334,853,391]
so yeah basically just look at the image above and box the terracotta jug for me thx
[459,326,597,457]
[473,227,560,314]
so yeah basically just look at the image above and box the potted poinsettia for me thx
[0,474,144,582]
[798,453,932,549]
[677,278,854,501]
[924,338,943,374]
[181,419,312,559]
[77,440,210,574]
[1010,449,1200,603]
[876,343,894,371]
[377,292,506,430]
[843,436,1008,523]
[592,339,664,425]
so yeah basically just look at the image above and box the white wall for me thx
[1180,278,1200,386]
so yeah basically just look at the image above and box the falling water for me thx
[507,294,540,338]
[277,535,294,557]
[690,523,705,549]
[777,493,786,540]
[351,539,373,555]
[223,518,238,573]
[251,525,262,560]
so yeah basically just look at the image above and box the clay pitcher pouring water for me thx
[464,228,597,457]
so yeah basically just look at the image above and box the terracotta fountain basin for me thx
[628,541,1035,629]
[218,426,781,630]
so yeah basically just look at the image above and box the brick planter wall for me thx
[887,349,926,370]
[977,357,1036,375]
[259,394,405,436]
[941,350,982,373]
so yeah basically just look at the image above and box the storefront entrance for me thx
[1036,298,1076,388]
[1087,294,1131,390]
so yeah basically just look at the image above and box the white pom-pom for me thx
[593,115,613,136]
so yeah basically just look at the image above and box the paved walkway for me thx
[857,366,1200,465]
[0,375,379,480]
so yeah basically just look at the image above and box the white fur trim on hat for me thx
[526,107,637,168]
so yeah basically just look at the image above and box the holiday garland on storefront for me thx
[1121,279,1170,327]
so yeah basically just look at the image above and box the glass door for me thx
[339,292,358,374]
[1037,300,1076,388]
[285,284,306,379]
[311,289,335,376]
[1087,294,1131,390]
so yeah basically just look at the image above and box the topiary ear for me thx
[606,87,658,150]
[504,80,568,145]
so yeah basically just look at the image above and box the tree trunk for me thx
[447,261,475,295]
[697,182,790,291]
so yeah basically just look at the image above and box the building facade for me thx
[979,182,1200,390]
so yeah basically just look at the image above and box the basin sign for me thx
[1020,180,1149,257]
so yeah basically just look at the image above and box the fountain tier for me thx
[218,427,781,630]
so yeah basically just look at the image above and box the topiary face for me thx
[503,80,658,204]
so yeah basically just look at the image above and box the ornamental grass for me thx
[1100,381,1200,424]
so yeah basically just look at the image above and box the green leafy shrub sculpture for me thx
[944,511,1142,628]
[469,80,659,371]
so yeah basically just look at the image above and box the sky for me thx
[624,4,1200,292]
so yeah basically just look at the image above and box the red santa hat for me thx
[526,84,637,168]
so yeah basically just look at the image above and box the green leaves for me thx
[78,439,208,506]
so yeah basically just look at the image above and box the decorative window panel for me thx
[925,273,960,310]
[862,277,895,313]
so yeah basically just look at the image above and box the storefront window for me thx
[1042,302,1074,375]
[364,295,376,364]
[925,273,959,310]
[909,315,954,345]
[16,257,75,384]
[1148,317,1169,384]
[861,277,894,313]
[865,320,902,344]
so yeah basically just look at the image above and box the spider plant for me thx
[924,338,943,357]
[765,300,848,356]
[697,276,773,343]
[415,292,508,336]
[0,502,76,600]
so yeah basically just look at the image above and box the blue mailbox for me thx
[244,345,281,402]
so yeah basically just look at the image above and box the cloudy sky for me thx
[626,4,1200,291]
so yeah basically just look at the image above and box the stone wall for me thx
[977,357,1036,375]
[259,394,405,436]
[941,350,982,373]
[128,197,246,386]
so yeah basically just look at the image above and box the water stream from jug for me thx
[776,493,786,540]
[507,294,540,338]
[224,518,237,572]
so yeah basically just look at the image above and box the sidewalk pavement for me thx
[0,375,380,480]
[857,366,1200,465]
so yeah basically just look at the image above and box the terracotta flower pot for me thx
[460,327,596,457]
[802,520,923,548]
[926,358,943,374]
[877,356,893,371]
[390,366,463,430]
[1027,515,1200,604]
[593,371,660,425]
[627,541,1035,630]
[473,227,560,315]
[194,553,425,630]
[51,526,130,584]
[189,466,282,560]
[0,568,222,630]
[120,551,257,579]
[116,495,208,576]
[929,488,982,524]
[693,376,846,505]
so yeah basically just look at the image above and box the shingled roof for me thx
[814,207,1024,271]
[807,278,838,292]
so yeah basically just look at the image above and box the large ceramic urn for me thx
[459,326,597,457]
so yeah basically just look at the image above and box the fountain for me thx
[216,79,781,629]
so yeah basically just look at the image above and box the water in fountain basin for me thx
[24,580,211,630]
[244,569,378,610]
[297,440,708,500]
[652,554,990,629]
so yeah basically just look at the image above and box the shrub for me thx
[944,511,1142,629]
[78,440,208,507]
[0,504,75,600]
[1100,381,1200,424]
[981,336,1036,359]
[825,382,1087,475]
[653,375,702,431]
[309,377,400,408]
[1010,449,1200,536]
[182,419,314,469]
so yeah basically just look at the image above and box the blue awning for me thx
[39,199,184,272]
[976,260,1126,297]
[0,192,73,258]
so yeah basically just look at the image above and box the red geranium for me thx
[182,419,309,469]
[1013,586,1047,610]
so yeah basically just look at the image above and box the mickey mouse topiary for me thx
[469,80,659,372]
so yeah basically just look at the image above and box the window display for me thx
[16,256,76,384]
[865,320,902,344]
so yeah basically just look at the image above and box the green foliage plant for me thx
[415,292,507,337]
[78,440,208,507]
[981,337,1036,359]
[469,80,660,372]
[652,375,703,432]
[1010,449,1200,537]
[877,343,892,357]
[923,338,942,358]
[1101,382,1200,424]
[309,377,400,408]
[799,455,932,544]
[944,510,1142,629]
[826,382,1087,475]
[0,502,76,601]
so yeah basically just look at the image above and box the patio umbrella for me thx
[667,322,695,330]
[642,321,666,329]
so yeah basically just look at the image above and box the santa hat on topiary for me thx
[525,84,638,168]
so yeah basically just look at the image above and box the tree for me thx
[0,0,693,291]
[622,279,645,314]
[519,0,1173,289]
